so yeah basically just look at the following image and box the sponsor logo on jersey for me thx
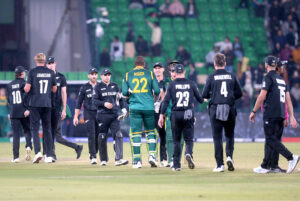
[214,75,232,80]
[102,92,117,96]
[101,88,106,90]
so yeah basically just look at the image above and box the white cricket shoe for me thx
[160,160,168,167]
[185,154,195,169]
[148,155,158,167]
[253,166,270,174]
[168,161,173,168]
[90,158,97,165]
[100,161,107,166]
[115,159,129,166]
[172,167,181,171]
[132,161,142,169]
[226,156,235,171]
[11,158,20,163]
[213,165,225,172]
[287,155,299,174]
[33,152,43,163]
[25,147,31,161]
[44,157,53,163]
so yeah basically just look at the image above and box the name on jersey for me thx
[175,84,190,89]
[12,84,20,89]
[134,72,144,76]
[276,78,285,85]
[102,92,117,96]
[214,75,232,80]
[37,73,51,78]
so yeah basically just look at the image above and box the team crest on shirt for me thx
[111,86,115,88]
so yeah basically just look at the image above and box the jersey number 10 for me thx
[39,80,48,94]
[12,91,22,104]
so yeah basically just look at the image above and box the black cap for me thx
[153,62,163,68]
[101,68,111,75]
[264,56,277,67]
[47,56,55,64]
[169,60,179,66]
[15,66,26,73]
[88,67,98,74]
[175,64,184,73]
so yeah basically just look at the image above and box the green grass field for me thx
[0,142,300,201]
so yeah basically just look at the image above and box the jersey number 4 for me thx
[132,78,148,93]
[12,91,22,104]
[221,81,228,97]
[176,91,189,107]
[39,80,48,94]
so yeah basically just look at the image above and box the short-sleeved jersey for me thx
[122,66,160,111]
[26,66,56,108]
[52,72,67,108]
[160,78,203,114]
[202,69,242,106]
[75,82,98,111]
[93,81,125,114]
[7,78,28,118]
[262,70,287,119]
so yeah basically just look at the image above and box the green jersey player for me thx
[122,56,161,168]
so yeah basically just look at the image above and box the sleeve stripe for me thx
[126,72,128,81]
[151,71,153,80]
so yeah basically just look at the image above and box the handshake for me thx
[118,108,128,120]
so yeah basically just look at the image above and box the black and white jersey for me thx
[26,66,56,108]
[202,69,242,106]
[160,78,203,114]
[52,72,67,108]
[7,78,28,118]
[75,82,98,111]
[93,81,125,114]
[262,70,287,119]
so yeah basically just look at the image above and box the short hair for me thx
[34,53,46,63]
[134,56,145,67]
[214,53,226,67]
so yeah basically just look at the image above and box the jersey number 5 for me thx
[221,81,228,97]
[176,91,189,107]
[132,78,148,93]
[39,80,48,94]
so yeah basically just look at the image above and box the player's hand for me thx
[24,110,30,117]
[249,112,256,123]
[158,114,164,128]
[7,114,10,120]
[118,108,128,120]
[204,99,208,102]
[73,117,79,126]
[284,119,289,127]
[104,102,113,109]
[61,110,66,120]
[289,116,298,128]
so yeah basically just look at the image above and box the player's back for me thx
[205,69,238,106]
[123,66,160,111]
[7,78,27,118]
[27,66,55,108]
[263,70,286,119]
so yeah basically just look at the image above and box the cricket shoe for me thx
[76,145,83,159]
[115,159,129,166]
[287,155,299,174]
[33,152,43,163]
[148,155,158,167]
[25,147,31,161]
[269,166,286,173]
[90,158,97,165]
[168,161,173,168]
[44,156,54,163]
[253,166,270,174]
[213,165,225,172]
[100,161,107,166]
[185,154,195,169]
[172,167,181,171]
[226,156,235,171]
[11,158,20,163]
[132,161,142,169]
[160,160,168,167]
